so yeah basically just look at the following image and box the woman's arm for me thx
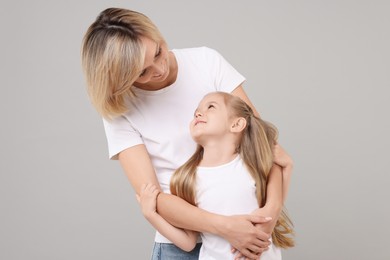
[252,164,283,234]
[137,183,198,252]
[273,143,293,202]
[157,194,272,258]
[119,144,271,259]
[231,85,292,218]
[118,144,160,194]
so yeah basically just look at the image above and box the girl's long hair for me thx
[170,92,294,248]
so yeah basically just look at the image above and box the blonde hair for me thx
[170,92,294,248]
[81,8,164,118]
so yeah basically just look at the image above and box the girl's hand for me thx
[136,183,161,219]
[273,143,293,169]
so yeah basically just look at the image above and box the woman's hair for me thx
[81,8,164,118]
[170,92,294,248]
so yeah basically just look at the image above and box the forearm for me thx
[272,143,293,204]
[252,164,283,235]
[144,210,198,252]
[282,165,293,202]
[263,164,284,218]
[158,193,273,259]
[157,193,223,234]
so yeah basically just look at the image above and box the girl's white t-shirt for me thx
[196,156,282,260]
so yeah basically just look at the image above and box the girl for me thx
[138,92,294,259]
[82,7,293,259]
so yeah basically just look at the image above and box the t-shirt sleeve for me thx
[204,47,246,93]
[102,115,143,160]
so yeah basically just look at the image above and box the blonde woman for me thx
[82,7,293,260]
[138,92,294,259]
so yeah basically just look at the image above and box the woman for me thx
[81,7,293,259]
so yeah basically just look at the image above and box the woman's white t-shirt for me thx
[102,47,245,243]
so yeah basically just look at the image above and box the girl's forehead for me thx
[201,93,223,103]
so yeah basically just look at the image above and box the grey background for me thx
[1,0,389,259]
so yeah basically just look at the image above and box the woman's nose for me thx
[153,61,164,75]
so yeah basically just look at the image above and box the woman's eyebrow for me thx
[155,42,160,56]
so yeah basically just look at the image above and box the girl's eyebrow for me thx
[193,101,219,115]
[207,101,218,106]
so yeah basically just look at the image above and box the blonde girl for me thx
[138,92,294,259]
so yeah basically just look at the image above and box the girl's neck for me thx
[199,143,238,167]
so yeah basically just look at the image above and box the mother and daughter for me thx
[82,7,294,260]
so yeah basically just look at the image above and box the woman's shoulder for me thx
[172,46,221,58]
[172,47,224,70]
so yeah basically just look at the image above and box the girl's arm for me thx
[137,183,198,252]
[119,144,271,260]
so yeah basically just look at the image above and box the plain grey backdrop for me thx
[1,0,389,259]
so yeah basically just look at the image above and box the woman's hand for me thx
[273,143,293,169]
[252,206,278,235]
[136,183,161,219]
[231,207,277,259]
[218,214,272,259]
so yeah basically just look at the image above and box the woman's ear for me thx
[230,117,247,133]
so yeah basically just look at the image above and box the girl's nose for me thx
[195,111,202,118]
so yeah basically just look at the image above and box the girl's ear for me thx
[230,117,247,133]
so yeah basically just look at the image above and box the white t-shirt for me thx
[103,47,245,243]
[196,155,282,260]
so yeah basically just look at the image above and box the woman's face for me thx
[133,37,170,87]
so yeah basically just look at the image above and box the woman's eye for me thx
[155,47,162,57]
[139,69,147,77]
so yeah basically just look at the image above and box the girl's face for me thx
[133,37,171,88]
[190,93,231,143]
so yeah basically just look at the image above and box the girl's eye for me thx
[208,105,215,109]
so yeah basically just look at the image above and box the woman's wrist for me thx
[209,214,228,236]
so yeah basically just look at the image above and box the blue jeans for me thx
[151,242,201,260]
